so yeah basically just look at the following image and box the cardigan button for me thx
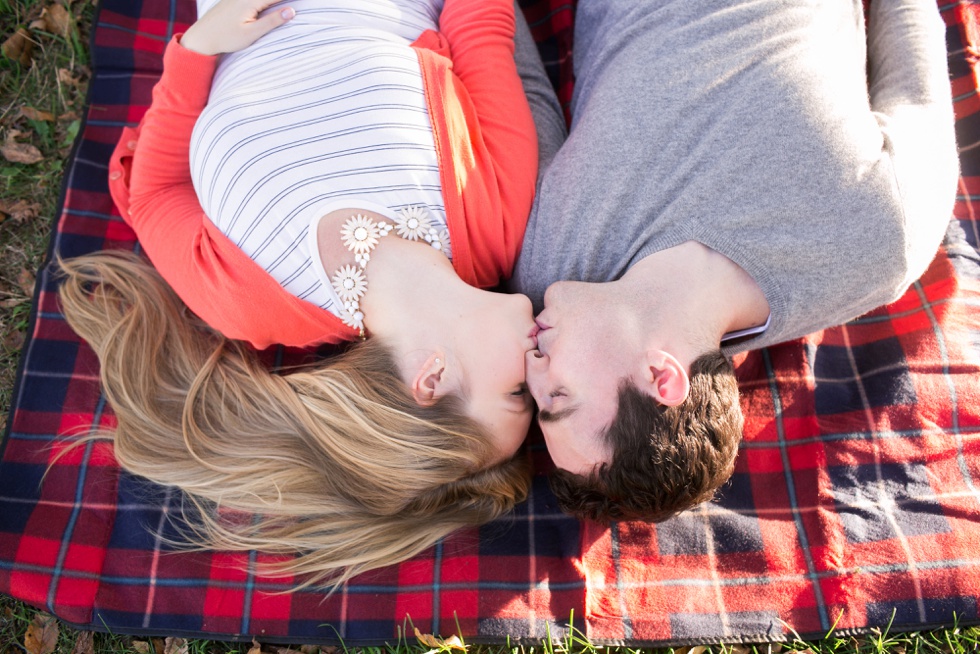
[109,171,122,181]
[127,140,137,150]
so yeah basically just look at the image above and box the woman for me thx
[58,0,540,591]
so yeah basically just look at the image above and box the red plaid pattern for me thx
[2,0,979,647]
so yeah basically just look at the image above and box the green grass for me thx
[2,1,980,653]
[1,0,90,427]
[4,591,980,654]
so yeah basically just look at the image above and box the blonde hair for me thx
[56,250,530,591]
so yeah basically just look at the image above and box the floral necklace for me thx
[331,206,451,337]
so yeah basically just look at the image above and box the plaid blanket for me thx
[2,0,979,647]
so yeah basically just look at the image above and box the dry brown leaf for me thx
[1,139,43,165]
[274,648,303,654]
[2,28,34,66]
[246,638,263,654]
[414,629,443,649]
[163,637,188,654]
[18,268,36,296]
[71,630,95,654]
[1,298,27,309]
[131,641,151,654]
[151,636,165,654]
[59,110,79,122]
[19,106,55,122]
[0,198,42,223]
[680,648,708,654]
[300,646,320,654]
[57,67,82,88]
[24,613,59,654]
[3,329,26,352]
[38,3,74,38]
[413,629,467,652]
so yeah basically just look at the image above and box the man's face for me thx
[524,281,633,475]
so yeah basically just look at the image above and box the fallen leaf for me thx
[413,629,467,652]
[2,298,26,309]
[1,140,43,165]
[3,329,26,352]
[151,637,165,654]
[274,648,303,654]
[681,648,708,654]
[131,641,150,654]
[1,28,34,66]
[246,638,263,654]
[18,268,36,296]
[59,110,79,122]
[163,637,188,654]
[24,613,59,654]
[19,106,55,122]
[300,646,320,654]
[57,67,82,88]
[414,629,442,649]
[71,630,95,654]
[37,3,74,39]
[0,198,42,223]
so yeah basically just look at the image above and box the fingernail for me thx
[280,7,295,19]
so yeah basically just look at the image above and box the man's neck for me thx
[620,241,770,352]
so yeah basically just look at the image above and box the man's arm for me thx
[867,0,958,284]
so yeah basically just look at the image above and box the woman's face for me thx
[451,291,539,462]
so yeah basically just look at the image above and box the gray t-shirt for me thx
[511,0,958,353]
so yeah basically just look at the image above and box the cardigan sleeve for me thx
[117,36,354,349]
[437,0,539,281]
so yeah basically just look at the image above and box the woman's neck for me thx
[315,207,465,346]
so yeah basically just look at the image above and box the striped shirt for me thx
[190,0,449,318]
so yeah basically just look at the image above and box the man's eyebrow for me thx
[539,406,579,423]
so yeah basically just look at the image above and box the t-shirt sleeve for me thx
[867,0,958,285]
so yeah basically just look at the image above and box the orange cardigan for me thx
[107,0,537,350]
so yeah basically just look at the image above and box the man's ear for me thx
[643,350,690,406]
[411,353,448,407]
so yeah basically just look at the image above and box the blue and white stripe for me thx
[190,0,448,316]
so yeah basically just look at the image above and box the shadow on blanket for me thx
[1,0,979,647]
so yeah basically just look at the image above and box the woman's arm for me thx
[438,0,539,210]
[127,0,294,252]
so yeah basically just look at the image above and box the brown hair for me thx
[549,350,742,522]
[56,250,530,591]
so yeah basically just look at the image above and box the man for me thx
[510,0,958,521]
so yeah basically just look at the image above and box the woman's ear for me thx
[643,350,690,406]
[411,353,448,406]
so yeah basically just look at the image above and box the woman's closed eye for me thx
[511,384,530,397]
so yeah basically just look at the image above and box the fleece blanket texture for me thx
[1,0,979,647]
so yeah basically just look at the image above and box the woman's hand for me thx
[181,0,295,56]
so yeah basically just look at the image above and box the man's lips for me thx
[529,324,540,348]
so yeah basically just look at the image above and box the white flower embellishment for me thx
[341,214,382,266]
[394,206,432,241]
[331,264,367,303]
[328,208,449,338]
[435,228,452,259]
